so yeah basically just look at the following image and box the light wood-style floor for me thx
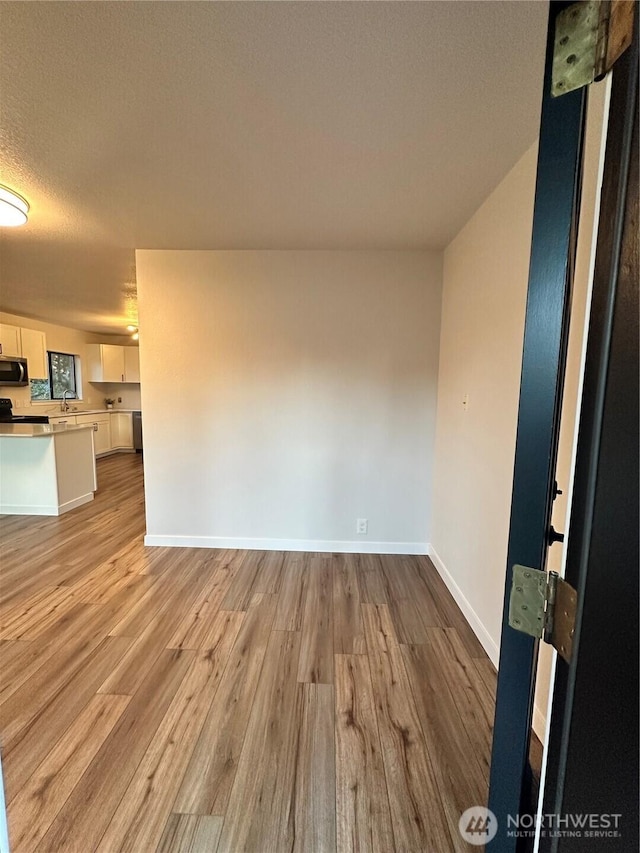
[0,453,497,852]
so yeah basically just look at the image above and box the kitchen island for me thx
[0,423,96,516]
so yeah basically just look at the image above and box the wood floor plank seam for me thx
[6,693,132,853]
[399,640,488,851]
[172,593,279,816]
[95,610,245,852]
[215,629,304,852]
[36,647,197,852]
[334,652,395,853]
[0,620,133,751]
[361,603,454,852]
[2,635,136,802]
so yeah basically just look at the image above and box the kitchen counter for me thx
[0,423,95,437]
[0,423,96,515]
[47,408,139,416]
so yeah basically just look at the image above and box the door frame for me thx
[538,19,638,852]
[487,2,587,846]
[487,2,637,850]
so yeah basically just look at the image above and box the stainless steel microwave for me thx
[0,356,29,386]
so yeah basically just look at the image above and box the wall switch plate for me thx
[357,518,368,535]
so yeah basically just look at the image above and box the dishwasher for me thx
[132,411,143,452]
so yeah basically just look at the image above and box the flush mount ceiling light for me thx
[0,185,29,226]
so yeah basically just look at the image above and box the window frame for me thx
[30,351,79,401]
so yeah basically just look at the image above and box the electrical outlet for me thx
[356,518,368,535]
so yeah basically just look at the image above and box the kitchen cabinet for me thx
[75,413,111,456]
[0,425,96,516]
[123,347,140,382]
[0,324,21,357]
[86,344,125,383]
[48,415,78,426]
[86,344,140,383]
[50,411,134,454]
[20,328,47,379]
[0,324,47,378]
[110,412,133,449]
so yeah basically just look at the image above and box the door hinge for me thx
[508,565,578,663]
[552,0,636,97]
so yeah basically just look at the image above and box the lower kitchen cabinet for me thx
[48,410,134,457]
[48,415,77,427]
[110,412,133,450]
[75,413,111,456]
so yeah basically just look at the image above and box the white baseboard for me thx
[0,504,58,516]
[58,493,94,514]
[428,544,500,668]
[0,493,94,516]
[143,535,429,556]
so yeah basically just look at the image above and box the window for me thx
[30,351,78,401]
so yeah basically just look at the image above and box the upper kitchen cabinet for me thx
[123,347,140,382]
[86,344,140,383]
[0,324,21,357]
[19,328,47,379]
[87,344,124,382]
[0,323,47,378]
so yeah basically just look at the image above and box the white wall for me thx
[136,250,442,552]
[430,83,608,738]
[98,383,142,410]
[0,311,141,411]
[430,143,538,663]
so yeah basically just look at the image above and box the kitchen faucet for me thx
[60,389,74,412]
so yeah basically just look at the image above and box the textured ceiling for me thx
[0,1,547,334]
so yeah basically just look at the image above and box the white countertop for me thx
[48,408,140,417]
[0,423,96,438]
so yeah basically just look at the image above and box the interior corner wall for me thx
[136,250,442,553]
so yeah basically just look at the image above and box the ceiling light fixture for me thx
[126,325,137,332]
[0,186,29,227]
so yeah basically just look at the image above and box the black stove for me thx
[0,397,49,424]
